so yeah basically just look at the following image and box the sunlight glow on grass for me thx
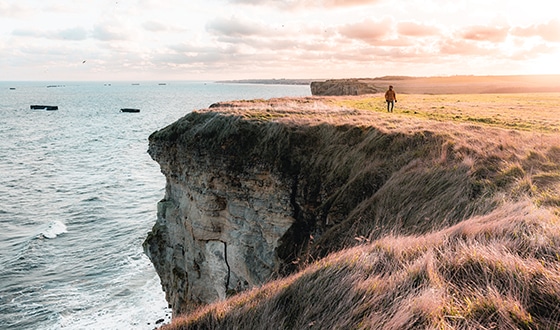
[334,93,560,132]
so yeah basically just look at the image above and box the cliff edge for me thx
[144,95,560,319]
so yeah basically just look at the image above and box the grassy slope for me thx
[160,93,560,329]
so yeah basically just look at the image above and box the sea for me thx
[0,81,311,329]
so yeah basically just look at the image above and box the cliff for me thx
[144,95,560,320]
[310,75,560,95]
[310,79,378,95]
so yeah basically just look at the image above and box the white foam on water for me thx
[40,221,68,239]
[50,274,171,330]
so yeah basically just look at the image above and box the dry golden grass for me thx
[333,93,560,132]
[154,93,560,329]
[165,204,560,329]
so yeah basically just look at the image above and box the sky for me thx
[1,0,559,81]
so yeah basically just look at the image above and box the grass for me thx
[332,93,560,132]
[164,204,560,329]
[151,94,560,329]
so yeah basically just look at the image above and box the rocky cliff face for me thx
[144,117,296,314]
[144,106,314,315]
[143,164,294,312]
[144,98,496,316]
[310,79,378,95]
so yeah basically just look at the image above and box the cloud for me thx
[42,4,79,14]
[397,21,440,37]
[511,19,560,42]
[325,0,379,6]
[12,29,42,38]
[4,0,560,80]
[12,27,88,41]
[143,21,169,32]
[338,18,392,43]
[227,0,379,9]
[155,40,276,72]
[56,27,88,41]
[510,43,556,60]
[439,38,496,56]
[206,17,266,37]
[168,43,222,55]
[18,44,85,57]
[157,50,230,66]
[0,2,31,18]
[92,24,131,41]
[142,20,187,33]
[161,30,343,71]
[461,25,509,42]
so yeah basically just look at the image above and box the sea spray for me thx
[40,221,67,239]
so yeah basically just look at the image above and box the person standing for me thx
[384,85,397,112]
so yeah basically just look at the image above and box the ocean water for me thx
[0,81,311,329]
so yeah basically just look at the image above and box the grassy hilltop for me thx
[160,92,560,329]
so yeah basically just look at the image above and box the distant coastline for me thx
[215,78,315,85]
[312,75,560,95]
[217,74,560,94]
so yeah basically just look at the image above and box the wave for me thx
[39,221,68,239]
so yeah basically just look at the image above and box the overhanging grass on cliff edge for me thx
[150,96,560,329]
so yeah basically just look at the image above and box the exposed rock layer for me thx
[310,79,378,96]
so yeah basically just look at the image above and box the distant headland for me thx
[218,74,560,95]
[216,78,314,85]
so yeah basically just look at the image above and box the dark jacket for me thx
[385,89,396,101]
